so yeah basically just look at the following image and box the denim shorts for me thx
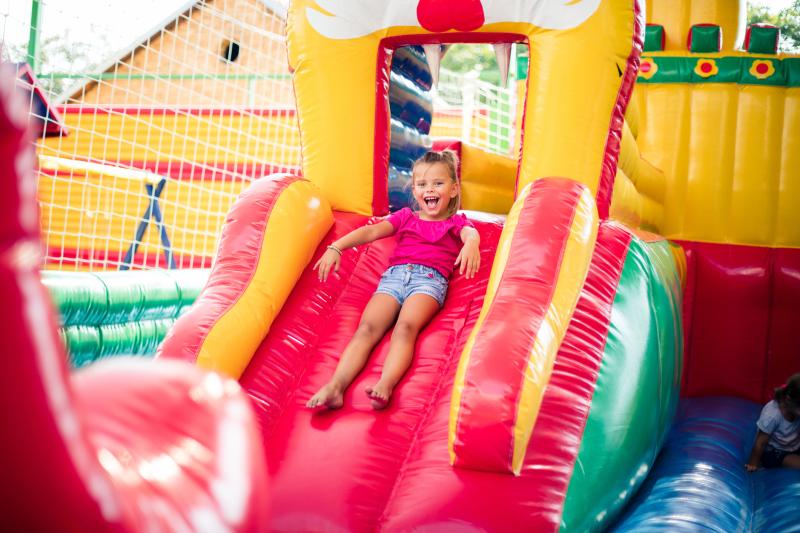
[375,264,448,307]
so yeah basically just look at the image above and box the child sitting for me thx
[746,373,800,471]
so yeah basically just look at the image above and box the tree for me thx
[748,0,800,52]
[441,44,503,86]
[3,30,107,98]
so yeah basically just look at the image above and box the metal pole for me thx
[26,0,42,72]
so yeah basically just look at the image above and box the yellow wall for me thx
[39,110,301,166]
[645,0,745,52]
[634,83,800,247]
[37,109,301,269]
[38,171,246,260]
[459,143,516,214]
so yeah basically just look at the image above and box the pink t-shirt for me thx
[386,207,473,278]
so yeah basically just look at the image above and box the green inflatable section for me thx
[41,269,209,368]
[561,237,683,532]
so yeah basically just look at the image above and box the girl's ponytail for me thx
[774,372,800,406]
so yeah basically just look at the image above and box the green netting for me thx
[42,269,209,367]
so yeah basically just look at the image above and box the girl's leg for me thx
[366,293,440,409]
[307,293,400,409]
[784,453,800,469]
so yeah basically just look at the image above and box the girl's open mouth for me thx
[424,196,440,208]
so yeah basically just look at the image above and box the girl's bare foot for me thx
[306,382,344,409]
[365,382,393,410]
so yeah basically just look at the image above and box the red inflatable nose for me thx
[417,0,485,32]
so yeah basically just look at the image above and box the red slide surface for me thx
[239,212,502,530]
[236,211,631,531]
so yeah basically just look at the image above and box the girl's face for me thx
[412,162,459,220]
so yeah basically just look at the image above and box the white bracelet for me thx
[327,244,342,256]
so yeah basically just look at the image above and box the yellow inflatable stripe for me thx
[39,112,300,164]
[196,180,333,378]
[511,186,598,474]
[615,119,666,233]
[669,242,687,290]
[448,181,533,465]
[634,157,667,205]
[610,168,643,229]
[778,88,800,246]
[625,92,640,139]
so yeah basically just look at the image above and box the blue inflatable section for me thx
[391,44,433,91]
[388,46,433,211]
[389,118,431,168]
[611,397,800,532]
[388,165,413,214]
[390,71,432,134]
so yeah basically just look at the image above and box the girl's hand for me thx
[455,240,480,279]
[314,248,341,282]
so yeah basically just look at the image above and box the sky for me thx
[760,0,796,8]
[0,0,796,72]
[1,0,190,69]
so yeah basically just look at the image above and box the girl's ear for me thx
[450,181,460,198]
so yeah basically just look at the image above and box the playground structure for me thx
[2,0,800,531]
[15,0,512,273]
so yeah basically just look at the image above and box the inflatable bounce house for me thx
[2,0,798,531]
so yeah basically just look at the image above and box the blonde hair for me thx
[411,150,461,217]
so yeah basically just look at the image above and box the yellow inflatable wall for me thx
[634,5,800,247]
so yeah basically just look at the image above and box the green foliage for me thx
[440,43,503,85]
[748,0,800,52]
[4,30,106,99]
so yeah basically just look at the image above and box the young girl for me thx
[746,373,800,471]
[306,150,480,410]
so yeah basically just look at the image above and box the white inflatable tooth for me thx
[423,44,443,89]
[493,43,512,87]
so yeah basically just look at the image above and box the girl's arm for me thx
[455,226,480,279]
[314,220,394,281]
[746,431,770,471]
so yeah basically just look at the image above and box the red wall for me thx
[680,241,800,403]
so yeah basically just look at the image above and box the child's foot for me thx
[365,382,393,410]
[306,382,344,409]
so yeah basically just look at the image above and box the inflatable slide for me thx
[158,0,683,530]
[4,0,799,531]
